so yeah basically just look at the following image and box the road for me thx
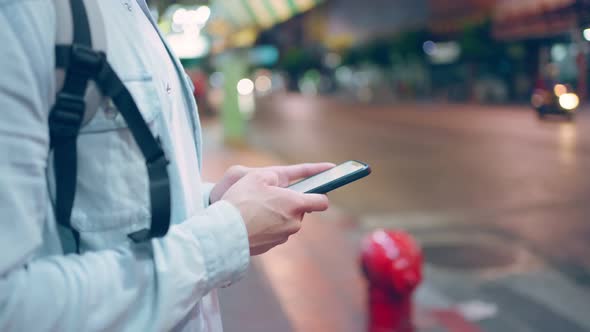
[245,94,590,331]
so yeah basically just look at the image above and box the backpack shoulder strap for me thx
[51,0,102,252]
[51,0,172,252]
[54,0,106,126]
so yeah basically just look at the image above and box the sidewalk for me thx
[201,124,366,332]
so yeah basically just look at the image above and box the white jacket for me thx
[0,1,250,331]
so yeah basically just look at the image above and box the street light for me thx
[172,6,210,27]
[237,79,255,96]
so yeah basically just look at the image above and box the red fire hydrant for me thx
[360,230,423,332]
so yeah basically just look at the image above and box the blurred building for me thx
[324,0,428,45]
[429,0,496,35]
[492,0,590,100]
[493,0,590,40]
[148,0,590,104]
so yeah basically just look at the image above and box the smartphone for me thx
[288,160,371,194]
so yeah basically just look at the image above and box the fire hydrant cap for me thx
[361,230,423,295]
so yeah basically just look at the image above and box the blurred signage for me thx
[429,0,494,34]
[211,45,279,66]
[492,0,583,40]
[424,41,461,64]
[248,45,279,66]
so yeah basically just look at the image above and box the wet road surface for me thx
[248,95,590,272]
[205,93,590,331]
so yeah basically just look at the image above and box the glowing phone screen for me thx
[288,161,366,193]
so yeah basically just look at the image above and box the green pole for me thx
[220,52,248,146]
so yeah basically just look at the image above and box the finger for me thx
[298,193,329,213]
[267,163,336,186]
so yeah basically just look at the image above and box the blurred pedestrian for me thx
[0,1,331,331]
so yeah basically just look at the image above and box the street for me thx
[249,95,590,268]
[240,94,590,331]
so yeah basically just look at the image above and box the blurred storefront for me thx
[408,0,590,104]
[427,0,502,103]
[492,0,590,101]
[493,0,587,40]
[148,0,590,107]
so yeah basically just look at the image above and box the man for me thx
[0,1,331,331]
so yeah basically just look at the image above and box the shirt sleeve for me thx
[0,2,250,331]
[0,202,250,332]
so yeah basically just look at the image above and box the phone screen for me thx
[288,161,367,194]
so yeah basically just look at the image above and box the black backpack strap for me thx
[93,63,171,241]
[51,0,171,250]
[50,0,97,251]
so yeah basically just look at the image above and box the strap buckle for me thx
[146,150,169,171]
[49,92,85,139]
[69,44,105,77]
[49,45,104,141]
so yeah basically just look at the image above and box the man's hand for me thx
[209,163,335,204]
[220,168,331,256]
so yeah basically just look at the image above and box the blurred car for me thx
[531,84,579,121]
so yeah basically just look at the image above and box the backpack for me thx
[51,0,171,252]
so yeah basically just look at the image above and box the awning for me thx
[494,0,574,21]
[206,0,322,50]
[211,0,322,29]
